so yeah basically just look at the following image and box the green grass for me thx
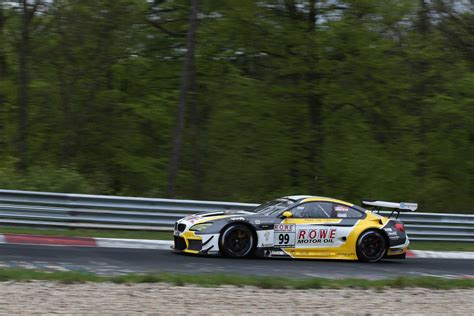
[409,241,474,252]
[0,226,173,240]
[0,269,472,289]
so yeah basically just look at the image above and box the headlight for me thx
[190,222,213,231]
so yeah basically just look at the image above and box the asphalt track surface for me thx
[0,244,473,279]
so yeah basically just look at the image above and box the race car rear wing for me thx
[362,200,418,219]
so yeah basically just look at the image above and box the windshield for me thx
[253,199,294,215]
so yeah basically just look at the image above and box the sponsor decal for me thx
[259,231,273,247]
[334,205,349,212]
[400,202,417,210]
[264,231,270,241]
[274,224,295,232]
[274,224,296,248]
[388,231,400,240]
[296,228,337,244]
[269,250,286,256]
[334,205,349,218]
[184,215,201,224]
[230,217,246,221]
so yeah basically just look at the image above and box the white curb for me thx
[94,238,173,250]
[409,250,474,260]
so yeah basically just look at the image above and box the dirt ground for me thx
[1,281,473,315]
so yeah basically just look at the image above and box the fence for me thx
[0,189,472,242]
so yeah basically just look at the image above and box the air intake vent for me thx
[177,223,186,232]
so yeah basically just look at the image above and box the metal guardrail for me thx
[0,189,472,242]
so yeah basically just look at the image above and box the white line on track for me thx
[410,250,474,260]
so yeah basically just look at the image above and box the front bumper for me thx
[172,231,203,254]
[173,230,221,256]
[172,218,221,255]
[173,235,203,252]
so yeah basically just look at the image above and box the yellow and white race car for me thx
[173,195,417,262]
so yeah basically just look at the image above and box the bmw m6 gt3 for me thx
[173,195,416,262]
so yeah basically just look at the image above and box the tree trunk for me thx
[189,67,204,199]
[0,5,8,79]
[416,0,430,35]
[308,0,317,30]
[166,0,199,197]
[16,0,33,172]
[0,5,7,149]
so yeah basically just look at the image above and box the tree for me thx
[16,0,42,171]
[0,0,471,212]
[166,0,199,197]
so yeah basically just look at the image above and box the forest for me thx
[0,0,472,213]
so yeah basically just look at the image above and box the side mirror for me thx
[282,211,293,218]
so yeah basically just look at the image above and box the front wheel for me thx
[356,230,387,262]
[219,224,255,258]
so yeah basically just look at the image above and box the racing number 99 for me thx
[278,233,290,245]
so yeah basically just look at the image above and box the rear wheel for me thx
[219,224,255,258]
[356,230,387,262]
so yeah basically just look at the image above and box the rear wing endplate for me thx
[362,200,418,219]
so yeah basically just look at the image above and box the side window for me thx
[291,202,333,218]
[291,202,364,219]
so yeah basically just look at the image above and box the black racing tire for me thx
[356,229,387,262]
[219,224,255,258]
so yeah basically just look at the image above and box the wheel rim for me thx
[360,232,385,260]
[225,228,251,256]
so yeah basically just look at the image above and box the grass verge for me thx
[0,269,472,289]
[409,241,474,252]
[0,227,172,240]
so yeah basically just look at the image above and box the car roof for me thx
[282,195,354,206]
[282,195,316,201]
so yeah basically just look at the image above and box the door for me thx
[279,202,362,258]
